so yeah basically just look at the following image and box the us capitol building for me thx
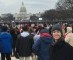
[14,2,31,22]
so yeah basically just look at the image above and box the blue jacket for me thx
[32,35,53,60]
[0,32,12,53]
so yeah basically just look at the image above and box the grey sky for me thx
[0,0,59,14]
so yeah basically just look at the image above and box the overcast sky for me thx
[0,0,59,14]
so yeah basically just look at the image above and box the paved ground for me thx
[0,54,37,60]
[11,57,33,60]
[11,57,19,60]
[0,56,33,60]
[0,56,19,60]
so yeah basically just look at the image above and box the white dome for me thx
[20,2,26,13]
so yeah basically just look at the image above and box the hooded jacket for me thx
[16,31,34,57]
[32,32,53,60]
[0,32,12,53]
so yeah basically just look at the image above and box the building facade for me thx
[14,2,30,22]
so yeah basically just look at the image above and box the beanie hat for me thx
[51,24,63,35]
[40,29,49,34]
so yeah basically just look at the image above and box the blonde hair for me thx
[67,27,72,33]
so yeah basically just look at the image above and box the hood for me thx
[1,32,10,39]
[40,37,53,44]
[20,32,29,37]
[40,33,51,37]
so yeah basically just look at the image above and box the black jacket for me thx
[16,32,34,57]
[51,40,73,60]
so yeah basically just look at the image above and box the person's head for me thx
[1,26,8,32]
[66,27,72,33]
[40,29,49,34]
[51,24,63,42]
[22,26,28,31]
[39,28,51,37]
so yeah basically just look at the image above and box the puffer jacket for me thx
[32,33,53,60]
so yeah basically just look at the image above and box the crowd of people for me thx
[0,23,73,60]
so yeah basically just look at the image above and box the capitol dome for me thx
[14,2,29,21]
[20,2,26,13]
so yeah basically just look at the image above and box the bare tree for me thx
[56,0,73,10]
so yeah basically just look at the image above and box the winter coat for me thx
[10,29,17,47]
[32,33,53,60]
[0,32,12,53]
[16,31,34,57]
[33,34,40,43]
[51,40,73,60]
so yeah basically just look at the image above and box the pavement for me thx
[0,54,37,60]
[0,56,34,60]
[11,57,19,60]
[11,57,33,60]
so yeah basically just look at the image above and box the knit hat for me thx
[40,29,49,34]
[51,24,63,35]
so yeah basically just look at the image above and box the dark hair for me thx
[1,26,8,32]
[22,26,28,31]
